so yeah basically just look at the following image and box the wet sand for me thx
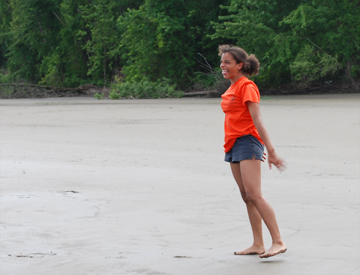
[0,94,359,275]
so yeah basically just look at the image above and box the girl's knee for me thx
[240,191,250,203]
[245,191,262,204]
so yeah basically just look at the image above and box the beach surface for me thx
[1,94,359,275]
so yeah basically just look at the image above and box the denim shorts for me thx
[225,135,264,163]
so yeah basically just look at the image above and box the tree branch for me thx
[303,36,330,56]
[53,11,66,28]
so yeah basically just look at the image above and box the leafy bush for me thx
[290,45,340,86]
[94,92,104,100]
[110,77,183,99]
[0,69,12,84]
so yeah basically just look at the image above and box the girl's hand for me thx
[261,152,267,162]
[267,151,286,171]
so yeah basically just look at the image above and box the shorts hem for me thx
[224,154,263,163]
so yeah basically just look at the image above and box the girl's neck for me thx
[230,72,245,85]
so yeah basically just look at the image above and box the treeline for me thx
[0,0,359,94]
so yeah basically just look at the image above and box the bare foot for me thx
[259,243,287,258]
[234,245,265,255]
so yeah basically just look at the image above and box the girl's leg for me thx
[230,162,265,255]
[239,158,287,258]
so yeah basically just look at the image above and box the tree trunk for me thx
[346,60,359,91]
[104,44,107,87]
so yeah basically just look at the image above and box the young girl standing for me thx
[219,45,287,258]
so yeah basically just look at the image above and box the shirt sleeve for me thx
[242,83,260,106]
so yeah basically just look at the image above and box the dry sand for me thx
[0,94,359,275]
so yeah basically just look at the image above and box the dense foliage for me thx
[212,0,360,89]
[0,0,359,94]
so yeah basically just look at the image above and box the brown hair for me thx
[219,45,260,76]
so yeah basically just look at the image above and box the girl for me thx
[219,45,287,258]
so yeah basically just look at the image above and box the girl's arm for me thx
[247,101,286,171]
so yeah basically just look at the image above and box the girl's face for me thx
[220,52,243,84]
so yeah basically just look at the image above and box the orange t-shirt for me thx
[221,76,264,153]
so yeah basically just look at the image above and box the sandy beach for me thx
[0,94,359,275]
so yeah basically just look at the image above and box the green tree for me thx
[0,0,12,69]
[38,0,91,87]
[3,0,144,86]
[77,0,143,87]
[211,0,303,86]
[5,0,65,81]
[118,0,193,88]
[212,0,360,89]
[117,0,230,89]
[282,0,360,89]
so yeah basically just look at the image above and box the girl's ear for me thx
[237,62,243,70]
